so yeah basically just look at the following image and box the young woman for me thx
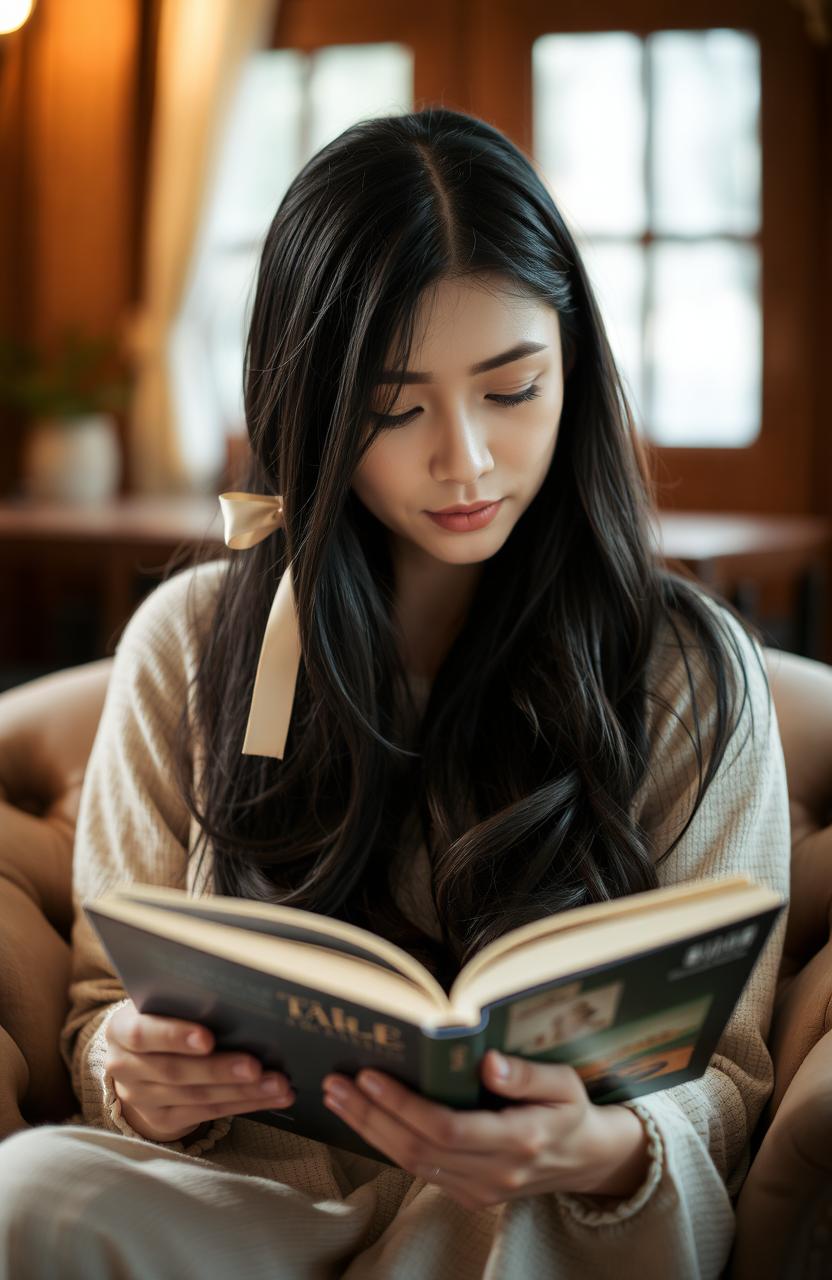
[0,107,789,1280]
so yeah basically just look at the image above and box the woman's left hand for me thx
[322,1049,651,1211]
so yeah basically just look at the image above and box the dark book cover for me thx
[85,899,783,1162]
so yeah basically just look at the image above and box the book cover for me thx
[85,896,782,1161]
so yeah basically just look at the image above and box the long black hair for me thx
[172,106,758,989]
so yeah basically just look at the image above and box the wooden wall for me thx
[0,0,154,493]
[0,0,829,517]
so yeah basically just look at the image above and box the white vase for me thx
[21,413,122,503]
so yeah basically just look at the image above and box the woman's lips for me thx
[426,500,503,532]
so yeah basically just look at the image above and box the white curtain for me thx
[127,0,278,493]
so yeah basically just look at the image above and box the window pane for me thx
[650,30,761,236]
[646,240,761,446]
[579,238,645,422]
[533,33,646,236]
[309,43,414,154]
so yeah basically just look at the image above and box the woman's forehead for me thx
[381,277,559,380]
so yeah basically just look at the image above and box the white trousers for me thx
[0,1119,735,1280]
[0,1125,412,1280]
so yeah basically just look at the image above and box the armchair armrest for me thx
[0,657,113,814]
[765,648,832,831]
[764,648,832,971]
[0,659,112,1132]
[0,659,113,937]
[730,1030,832,1280]
[731,650,832,1278]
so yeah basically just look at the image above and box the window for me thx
[533,30,761,447]
[173,43,414,488]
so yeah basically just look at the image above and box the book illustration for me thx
[505,979,623,1053]
[554,995,713,1100]
[503,973,712,1101]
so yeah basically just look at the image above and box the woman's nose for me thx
[431,409,494,484]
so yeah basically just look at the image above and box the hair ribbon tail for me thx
[218,491,300,760]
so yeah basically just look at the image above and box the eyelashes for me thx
[489,385,542,408]
[370,384,542,429]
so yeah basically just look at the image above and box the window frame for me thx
[466,0,821,514]
[272,0,824,515]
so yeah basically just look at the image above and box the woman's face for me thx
[350,273,566,569]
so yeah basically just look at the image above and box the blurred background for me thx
[0,0,830,689]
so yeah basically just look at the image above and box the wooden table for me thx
[0,496,224,669]
[655,512,831,658]
[1,498,829,670]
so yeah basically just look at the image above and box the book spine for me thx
[420,1018,490,1107]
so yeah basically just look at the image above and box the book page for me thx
[448,882,783,1020]
[111,883,448,1006]
[89,899,460,1026]
[454,875,757,994]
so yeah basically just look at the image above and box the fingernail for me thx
[490,1051,510,1080]
[260,1075,285,1093]
[232,1059,257,1080]
[325,1079,349,1103]
[358,1072,383,1098]
[186,1031,207,1050]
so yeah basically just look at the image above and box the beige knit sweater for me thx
[60,559,790,1280]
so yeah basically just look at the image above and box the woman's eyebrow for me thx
[377,340,548,384]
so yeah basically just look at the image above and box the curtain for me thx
[127,0,278,494]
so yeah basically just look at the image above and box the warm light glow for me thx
[0,0,35,36]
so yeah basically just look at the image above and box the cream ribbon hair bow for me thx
[218,491,300,760]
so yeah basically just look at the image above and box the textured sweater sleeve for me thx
[554,602,790,1264]
[59,560,233,1156]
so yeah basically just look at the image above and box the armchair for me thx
[0,648,830,1280]
[0,658,111,1134]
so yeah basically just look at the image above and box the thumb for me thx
[482,1050,585,1102]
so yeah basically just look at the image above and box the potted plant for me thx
[0,330,131,502]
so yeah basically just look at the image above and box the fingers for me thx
[108,1047,289,1090]
[120,1089,297,1144]
[113,1064,296,1144]
[324,1068,535,1157]
[320,1072,565,1208]
[482,1050,586,1103]
[105,1003,296,1143]
[108,1005,217,1057]
[321,1075,544,1201]
[106,1004,292,1091]
[320,1068,569,1192]
[106,1038,293,1093]
[115,1072,293,1109]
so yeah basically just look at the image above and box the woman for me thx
[0,107,789,1280]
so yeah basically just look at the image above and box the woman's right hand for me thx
[105,1001,295,1143]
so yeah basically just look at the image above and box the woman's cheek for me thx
[351,440,412,521]
[507,415,559,471]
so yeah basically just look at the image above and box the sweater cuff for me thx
[90,1003,233,1157]
[556,1101,665,1226]
[102,1071,233,1156]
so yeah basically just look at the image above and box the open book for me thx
[85,876,784,1161]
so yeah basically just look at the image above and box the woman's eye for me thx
[487,384,542,407]
[370,407,421,428]
[369,383,542,429]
